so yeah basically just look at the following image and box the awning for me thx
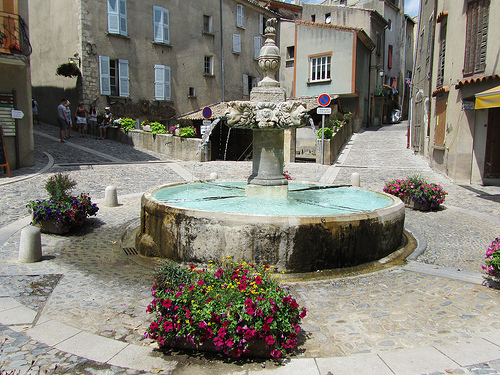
[475,85,500,109]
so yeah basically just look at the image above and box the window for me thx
[311,14,316,22]
[233,34,241,53]
[203,15,213,33]
[464,0,490,76]
[107,0,127,36]
[259,14,267,35]
[153,6,169,44]
[236,4,244,28]
[254,36,262,60]
[426,15,433,62]
[99,56,129,97]
[243,74,258,96]
[154,65,171,101]
[309,54,331,82]
[204,56,213,75]
[286,46,295,68]
[388,45,393,69]
[388,19,392,30]
[188,87,196,97]
[436,20,447,88]
[325,13,331,24]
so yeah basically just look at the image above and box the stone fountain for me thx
[135,19,405,273]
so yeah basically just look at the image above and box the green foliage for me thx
[56,62,80,78]
[44,173,77,200]
[120,118,136,132]
[178,119,193,128]
[150,122,168,135]
[146,258,306,358]
[317,127,334,139]
[178,126,196,138]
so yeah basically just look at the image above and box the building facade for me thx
[0,0,33,170]
[411,0,500,185]
[29,0,278,126]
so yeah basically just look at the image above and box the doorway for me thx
[485,107,500,178]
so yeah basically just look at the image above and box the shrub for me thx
[56,62,80,77]
[120,118,136,132]
[44,173,77,201]
[150,122,168,135]
[483,238,500,278]
[146,258,306,358]
[178,126,196,138]
[383,177,447,209]
[317,127,334,139]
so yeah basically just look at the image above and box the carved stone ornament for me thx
[225,100,307,129]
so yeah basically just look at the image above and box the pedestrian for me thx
[88,104,98,139]
[75,102,89,138]
[99,106,113,140]
[32,99,40,125]
[57,98,69,143]
[65,101,72,138]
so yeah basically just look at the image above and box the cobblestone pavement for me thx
[0,121,499,374]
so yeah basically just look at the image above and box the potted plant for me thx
[383,175,447,211]
[145,257,306,359]
[9,41,21,54]
[483,237,500,281]
[26,173,99,234]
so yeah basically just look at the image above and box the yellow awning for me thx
[475,85,500,109]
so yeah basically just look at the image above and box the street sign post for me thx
[202,107,212,119]
[11,110,24,119]
[317,94,331,164]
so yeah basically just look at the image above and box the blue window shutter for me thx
[254,36,262,60]
[155,65,165,100]
[164,66,171,101]
[163,8,169,43]
[119,0,127,36]
[233,34,241,53]
[107,0,119,34]
[118,59,129,97]
[99,56,111,95]
[237,4,243,27]
[153,6,169,43]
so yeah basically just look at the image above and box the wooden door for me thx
[485,107,500,178]
[434,97,447,147]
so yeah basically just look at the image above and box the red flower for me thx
[246,307,255,316]
[218,327,227,337]
[254,276,263,285]
[149,322,159,331]
[265,316,274,324]
[197,280,204,286]
[232,348,243,358]
[262,323,270,332]
[270,349,282,358]
[162,299,172,309]
[244,298,253,308]
[265,335,275,345]
[214,337,224,347]
[163,320,173,332]
[290,299,299,309]
[300,307,307,319]
[225,338,234,347]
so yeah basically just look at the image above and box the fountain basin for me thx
[136,182,405,273]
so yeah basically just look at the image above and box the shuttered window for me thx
[436,20,447,88]
[99,56,111,95]
[99,56,129,97]
[107,0,127,36]
[464,0,489,76]
[154,65,171,101]
[388,45,393,69]
[254,36,262,60]
[118,59,129,97]
[153,6,169,44]
[236,4,244,28]
[232,34,241,53]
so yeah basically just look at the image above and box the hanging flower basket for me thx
[56,62,80,78]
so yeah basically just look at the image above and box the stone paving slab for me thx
[315,353,394,375]
[25,317,81,346]
[435,338,500,367]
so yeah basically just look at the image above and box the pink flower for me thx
[214,337,224,347]
[265,335,275,345]
[163,320,173,332]
[225,338,234,347]
[197,280,204,286]
[162,299,172,309]
[270,349,282,358]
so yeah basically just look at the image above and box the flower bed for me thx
[483,237,500,279]
[145,258,306,358]
[383,177,447,210]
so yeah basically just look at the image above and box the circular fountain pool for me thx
[136,182,405,273]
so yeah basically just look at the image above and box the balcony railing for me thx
[0,11,31,57]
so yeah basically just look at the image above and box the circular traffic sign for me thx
[318,94,331,107]
[202,107,212,119]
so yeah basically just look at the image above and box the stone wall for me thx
[316,121,353,165]
[106,128,207,162]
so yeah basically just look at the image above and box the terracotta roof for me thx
[179,95,342,121]
[455,74,500,89]
[432,86,450,97]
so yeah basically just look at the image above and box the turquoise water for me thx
[152,182,393,216]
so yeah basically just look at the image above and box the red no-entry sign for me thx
[318,94,331,107]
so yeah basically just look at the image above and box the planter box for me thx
[33,220,71,234]
[165,337,272,358]
[402,193,432,211]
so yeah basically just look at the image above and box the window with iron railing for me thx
[0,11,31,56]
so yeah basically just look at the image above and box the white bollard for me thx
[351,172,360,187]
[19,226,42,263]
[105,186,119,207]
[209,172,218,181]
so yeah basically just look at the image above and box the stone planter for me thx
[402,193,432,211]
[33,220,71,235]
[164,337,272,358]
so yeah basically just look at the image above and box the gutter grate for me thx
[123,247,138,256]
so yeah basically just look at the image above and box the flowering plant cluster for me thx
[245,171,293,180]
[383,178,447,209]
[146,257,306,358]
[483,237,500,278]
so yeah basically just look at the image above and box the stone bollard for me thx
[105,186,119,207]
[209,172,218,181]
[351,172,360,187]
[19,226,42,263]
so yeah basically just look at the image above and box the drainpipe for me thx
[220,0,225,102]
[409,4,422,149]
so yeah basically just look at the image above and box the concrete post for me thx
[19,226,42,263]
[105,186,119,207]
[351,172,360,187]
[209,172,218,181]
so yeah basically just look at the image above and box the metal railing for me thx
[0,11,31,56]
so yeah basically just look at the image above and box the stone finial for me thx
[258,18,280,87]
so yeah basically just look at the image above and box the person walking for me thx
[65,101,72,138]
[75,102,89,138]
[57,99,69,143]
[98,106,112,140]
[88,104,98,139]
[32,99,40,125]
